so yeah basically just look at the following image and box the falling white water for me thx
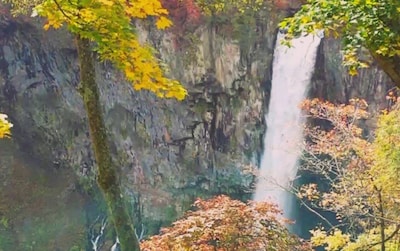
[253,32,322,216]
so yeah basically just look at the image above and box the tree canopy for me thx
[194,0,265,15]
[298,98,400,251]
[141,195,311,251]
[280,0,400,84]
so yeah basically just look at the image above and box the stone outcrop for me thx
[311,37,395,114]
[0,9,276,249]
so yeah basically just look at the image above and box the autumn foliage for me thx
[15,0,188,100]
[298,98,400,250]
[141,195,311,251]
[162,0,202,32]
[160,0,203,51]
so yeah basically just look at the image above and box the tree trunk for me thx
[76,35,140,251]
[377,188,385,251]
[371,52,400,88]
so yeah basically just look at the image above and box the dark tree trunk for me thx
[371,52,400,88]
[76,35,140,251]
[377,189,385,251]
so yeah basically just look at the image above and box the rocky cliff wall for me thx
[311,37,395,112]
[0,9,278,248]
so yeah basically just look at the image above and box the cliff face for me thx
[0,10,277,249]
[311,37,395,111]
[0,6,395,250]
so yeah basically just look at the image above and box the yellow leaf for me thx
[156,16,172,30]
[31,0,186,101]
[52,22,63,29]
[0,114,12,138]
[99,0,114,6]
[349,67,358,76]
[43,23,50,30]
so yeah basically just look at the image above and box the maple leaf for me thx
[156,16,172,29]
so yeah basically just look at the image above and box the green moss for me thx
[181,33,201,69]
[192,101,213,116]
[69,245,83,251]
[141,218,162,236]
[228,136,238,153]
[164,205,178,221]
[164,113,173,129]
[0,228,14,250]
[18,214,86,251]
[120,126,129,140]
[134,122,151,147]
[231,94,242,108]
[232,9,258,54]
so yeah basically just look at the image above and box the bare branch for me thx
[298,199,334,229]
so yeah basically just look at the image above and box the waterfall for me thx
[254,32,322,216]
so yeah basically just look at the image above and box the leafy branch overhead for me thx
[5,0,187,100]
[279,0,400,76]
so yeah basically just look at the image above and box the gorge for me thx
[0,2,396,250]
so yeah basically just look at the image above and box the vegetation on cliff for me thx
[280,0,400,86]
[0,114,12,138]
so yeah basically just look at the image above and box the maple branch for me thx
[52,0,91,29]
[376,186,386,251]
[52,0,73,20]
[298,199,334,229]
[287,184,334,229]
[365,224,400,250]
